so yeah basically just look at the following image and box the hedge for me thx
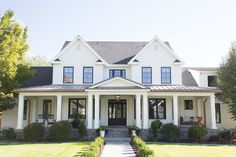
[131,136,154,157]
[82,137,105,157]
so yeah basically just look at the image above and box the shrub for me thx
[151,120,161,139]
[128,124,140,136]
[131,136,154,157]
[188,125,207,142]
[161,123,180,142]
[218,128,236,143]
[78,121,87,139]
[23,123,44,142]
[49,121,72,141]
[82,137,105,157]
[1,128,15,140]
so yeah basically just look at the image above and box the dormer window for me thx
[63,67,74,83]
[208,76,217,87]
[109,69,126,78]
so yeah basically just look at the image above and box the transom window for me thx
[109,69,126,78]
[142,67,152,84]
[63,67,74,83]
[68,98,86,119]
[215,103,221,123]
[149,98,166,119]
[161,67,171,84]
[208,76,217,87]
[83,67,93,84]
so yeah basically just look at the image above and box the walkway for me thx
[102,142,136,157]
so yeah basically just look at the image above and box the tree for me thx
[0,10,34,111]
[217,42,236,120]
[25,55,50,66]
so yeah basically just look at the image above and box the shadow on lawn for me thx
[73,146,90,157]
[147,142,236,147]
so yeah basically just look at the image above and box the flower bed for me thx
[131,136,154,157]
[82,137,105,157]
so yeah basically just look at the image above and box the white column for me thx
[16,93,24,129]
[209,94,217,129]
[94,94,100,129]
[87,93,93,129]
[136,94,141,128]
[56,95,62,121]
[142,93,148,129]
[173,95,178,126]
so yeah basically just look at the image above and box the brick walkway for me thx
[102,142,136,157]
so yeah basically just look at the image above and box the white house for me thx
[1,35,236,134]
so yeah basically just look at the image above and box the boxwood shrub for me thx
[1,128,16,140]
[161,123,180,142]
[188,125,207,142]
[82,137,105,157]
[49,121,72,141]
[151,120,161,139]
[23,123,44,142]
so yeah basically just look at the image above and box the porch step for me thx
[106,127,129,138]
[105,137,131,142]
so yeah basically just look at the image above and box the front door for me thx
[108,99,127,126]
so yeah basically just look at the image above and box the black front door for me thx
[108,99,127,126]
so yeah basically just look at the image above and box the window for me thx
[184,100,193,110]
[208,76,217,87]
[142,67,152,84]
[149,98,166,119]
[215,103,221,123]
[23,100,28,120]
[161,67,171,84]
[63,67,74,83]
[43,100,52,115]
[68,98,86,119]
[83,67,93,84]
[109,69,126,78]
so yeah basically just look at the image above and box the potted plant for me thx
[128,125,140,136]
[99,126,106,137]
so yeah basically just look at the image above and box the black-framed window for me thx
[83,67,93,84]
[215,103,221,123]
[63,67,74,83]
[149,98,166,119]
[23,100,28,120]
[92,98,101,119]
[68,98,86,119]
[184,100,193,110]
[134,99,136,119]
[208,76,217,87]
[109,69,126,78]
[142,67,152,84]
[161,67,171,84]
[43,100,52,115]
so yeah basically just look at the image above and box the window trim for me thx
[215,103,221,123]
[109,69,126,78]
[142,67,152,84]
[63,66,74,83]
[68,98,86,119]
[148,98,166,119]
[83,66,93,84]
[161,67,171,84]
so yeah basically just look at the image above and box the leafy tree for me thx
[0,10,34,111]
[25,55,50,66]
[217,42,236,120]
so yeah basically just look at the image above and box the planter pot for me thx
[100,130,105,137]
[132,130,136,136]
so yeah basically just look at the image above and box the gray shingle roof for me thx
[61,41,172,64]
[182,69,198,86]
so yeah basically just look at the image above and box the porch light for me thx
[115,95,120,101]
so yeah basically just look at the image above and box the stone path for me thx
[102,142,136,157]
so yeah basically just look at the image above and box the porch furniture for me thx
[37,114,55,125]
[180,116,203,125]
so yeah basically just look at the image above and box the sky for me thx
[1,0,236,67]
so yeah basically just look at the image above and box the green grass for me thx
[148,143,236,157]
[0,141,90,157]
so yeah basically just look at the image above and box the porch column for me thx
[87,93,93,129]
[173,95,178,126]
[135,94,141,128]
[56,94,62,121]
[209,94,217,129]
[142,93,148,129]
[94,94,100,129]
[16,93,24,129]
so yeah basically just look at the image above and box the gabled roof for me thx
[182,69,198,86]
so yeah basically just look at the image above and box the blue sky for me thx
[1,0,236,66]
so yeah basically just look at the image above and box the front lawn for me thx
[0,141,90,157]
[148,143,236,157]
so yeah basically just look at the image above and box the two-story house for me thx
[1,35,235,136]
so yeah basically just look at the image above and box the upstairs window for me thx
[161,67,171,84]
[83,67,93,84]
[208,76,217,87]
[63,67,74,83]
[109,69,126,78]
[142,67,152,84]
